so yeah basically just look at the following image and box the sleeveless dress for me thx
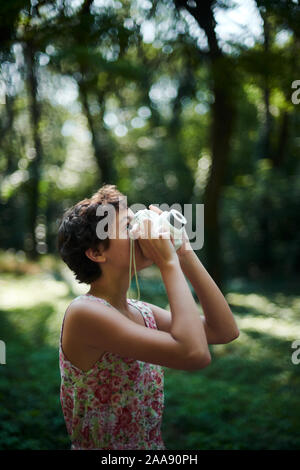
[59,294,166,450]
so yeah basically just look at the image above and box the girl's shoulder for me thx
[67,294,111,309]
[66,295,156,328]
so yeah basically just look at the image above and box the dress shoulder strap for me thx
[128,298,160,329]
[139,300,159,330]
[127,298,148,328]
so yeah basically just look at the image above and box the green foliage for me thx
[222,160,300,278]
[0,301,69,449]
[0,0,299,281]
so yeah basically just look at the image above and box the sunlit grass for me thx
[226,291,299,339]
[226,291,300,321]
[0,273,69,309]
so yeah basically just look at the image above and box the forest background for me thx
[0,0,299,450]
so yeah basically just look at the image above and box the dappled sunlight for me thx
[227,291,299,324]
[236,316,297,340]
[225,290,299,350]
[0,274,69,309]
[0,274,73,348]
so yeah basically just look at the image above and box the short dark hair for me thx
[57,184,126,284]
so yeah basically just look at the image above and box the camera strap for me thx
[128,235,140,301]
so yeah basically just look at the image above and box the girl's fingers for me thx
[140,219,150,238]
[143,218,157,238]
[149,204,163,215]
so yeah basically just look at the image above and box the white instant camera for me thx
[128,208,187,251]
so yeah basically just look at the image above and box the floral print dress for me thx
[59,294,166,450]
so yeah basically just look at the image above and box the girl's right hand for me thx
[131,218,177,270]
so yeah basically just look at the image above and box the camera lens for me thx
[168,210,186,230]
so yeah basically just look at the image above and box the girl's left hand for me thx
[130,224,154,271]
[148,204,193,259]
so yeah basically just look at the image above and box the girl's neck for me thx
[87,281,130,313]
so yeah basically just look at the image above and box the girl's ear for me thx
[85,247,106,263]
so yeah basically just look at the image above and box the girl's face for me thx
[101,207,152,273]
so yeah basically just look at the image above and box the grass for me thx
[0,253,299,449]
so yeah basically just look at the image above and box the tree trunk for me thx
[0,94,16,174]
[273,110,289,168]
[174,0,237,288]
[169,70,198,203]
[204,74,236,287]
[23,41,43,259]
[262,11,273,160]
[78,82,116,185]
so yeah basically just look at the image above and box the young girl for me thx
[57,184,238,450]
